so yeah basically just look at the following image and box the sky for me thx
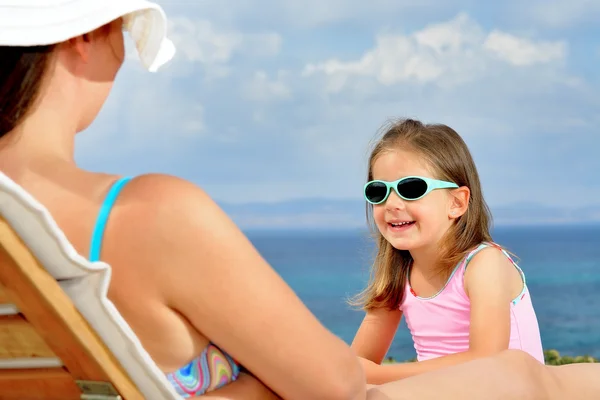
[75,0,600,228]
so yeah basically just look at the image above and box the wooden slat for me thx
[0,217,143,399]
[0,283,10,304]
[0,314,56,358]
[0,368,81,400]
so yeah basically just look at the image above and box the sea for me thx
[246,224,600,361]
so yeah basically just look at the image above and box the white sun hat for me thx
[0,0,176,72]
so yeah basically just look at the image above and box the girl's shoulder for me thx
[458,242,520,285]
[461,241,526,303]
[463,241,515,264]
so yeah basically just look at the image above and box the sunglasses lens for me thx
[365,182,389,203]
[397,177,428,199]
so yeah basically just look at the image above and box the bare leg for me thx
[366,350,600,400]
[550,362,600,399]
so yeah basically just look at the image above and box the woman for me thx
[0,1,598,399]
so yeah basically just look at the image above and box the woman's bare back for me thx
[4,165,209,372]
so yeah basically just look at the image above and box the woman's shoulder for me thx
[102,172,242,280]
[112,171,235,240]
[121,173,211,205]
[114,173,226,231]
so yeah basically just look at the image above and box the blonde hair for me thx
[350,118,493,311]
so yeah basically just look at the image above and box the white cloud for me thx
[483,31,566,66]
[165,17,282,78]
[169,18,242,65]
[241,71,292,102]
[303,13,568,91]
[242,33,283,57]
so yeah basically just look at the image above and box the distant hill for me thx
[216,198,600,230]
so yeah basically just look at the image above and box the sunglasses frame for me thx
[364,176,459,205]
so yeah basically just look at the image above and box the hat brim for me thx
[0,0,175,72]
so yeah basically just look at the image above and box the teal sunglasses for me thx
[364,176,459,205]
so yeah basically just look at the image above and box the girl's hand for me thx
[359,357,382,381]
[351,308,403,363]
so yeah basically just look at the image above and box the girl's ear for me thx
[448,186,470,219]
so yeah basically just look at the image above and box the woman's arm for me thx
[351,307,402,364]
[196,373,280,399]
[363,248,518,383]
[127,174,366,400]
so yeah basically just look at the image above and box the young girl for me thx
[351,118,545,385]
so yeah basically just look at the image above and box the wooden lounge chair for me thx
[0,173,181,399]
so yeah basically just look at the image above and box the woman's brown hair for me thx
[350,118,494,311]
[0,44,56,138]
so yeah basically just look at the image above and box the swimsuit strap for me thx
[89,176,133,261]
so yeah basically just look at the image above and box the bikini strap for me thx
[89,176,133,261]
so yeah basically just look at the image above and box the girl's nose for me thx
[385,189,406,210]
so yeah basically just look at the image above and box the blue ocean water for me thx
[246,225,600,361]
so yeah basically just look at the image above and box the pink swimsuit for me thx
[400,242,545,363]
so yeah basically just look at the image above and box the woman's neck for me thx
[0,79,79,171]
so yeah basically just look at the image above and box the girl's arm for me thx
[364,247,518,384]
[351,307,402,367]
